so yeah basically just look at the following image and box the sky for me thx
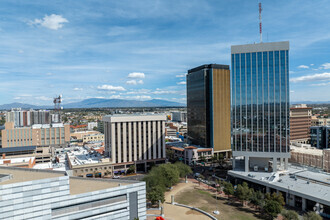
[0,0,330,105]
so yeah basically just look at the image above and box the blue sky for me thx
[0,0,330,105]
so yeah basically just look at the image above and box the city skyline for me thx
[1,0,330,105]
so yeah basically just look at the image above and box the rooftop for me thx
[0,167,140,195]
[229,165,330,206]
[0,167,65,185]
[69,177,131,195]
[67,147,103,166]
[188,64,229,73]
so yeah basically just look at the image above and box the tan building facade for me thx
[103,114,166,166]
[289,105,312,142]
[1,122,70,148]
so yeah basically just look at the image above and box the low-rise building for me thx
[88,122,98,130]
[1,122,70,148]
[166,142,212,165]
[171,111,187,122]
[0,146,52,164]
[83,133,104,143]
[0,166,146,219]
[311,117,330,126]
[228,166,330,218]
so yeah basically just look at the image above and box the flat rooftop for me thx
[0,167,140,195]
[229,165,330,206]
[69,177,132,195]
[0,167,65,185]
[103,114,166,122]
[67,147,103,166]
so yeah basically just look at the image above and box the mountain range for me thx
[0,98,185,110]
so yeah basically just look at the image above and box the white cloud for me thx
[126,79,144,85]
[128,95,151,100]
[152,90,176,94]
[97,85,126,91]
[125,89,151,95]
[73,88,83,91]
[289,71,295,74]
[320,63,330,69]
[290,72,330,82]
[110,95,121,99]
[298,65,309,69]
[176,74,186,78]
[35,96,52,101]
[18,50,24,54]
[310,64,314,66]
[46,72,53,76]
[311,81,330,86]
[177,81,186,85]
[30,14,68,30]
[290,90,295,93]
[128,72,145,78]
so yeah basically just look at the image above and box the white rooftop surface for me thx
[0,157,34,164]
[33,162,68,171]
[229,166,330,206]
[67,148,103,166]
[290,146,323,156]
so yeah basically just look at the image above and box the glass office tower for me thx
[231,41,290,172]
[187,64,231,154]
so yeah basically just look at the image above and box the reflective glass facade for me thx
[231,42,290,154]
[187,64,230,150]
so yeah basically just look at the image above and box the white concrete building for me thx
[103,114,166,170]
[0,166,146,219]
[88,122,98,130]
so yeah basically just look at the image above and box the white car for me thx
[113,175,120,179]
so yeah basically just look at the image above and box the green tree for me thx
[303,212,322,220]
[264,200,282,220]
[127,165,136,174]
[282,210,299,220]
[271,192,285,206]
[223,182,234,200]
[173,162,192,178]
[235,182,253,206]
[166,149,175,161]
[146,186,165,205]
[250,189,264,209]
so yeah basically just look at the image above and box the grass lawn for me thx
[175,187,263,220]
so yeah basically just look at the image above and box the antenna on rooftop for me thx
[53,95,62,112]
[259,2,263,43]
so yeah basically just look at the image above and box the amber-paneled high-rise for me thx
[187,64,231,155]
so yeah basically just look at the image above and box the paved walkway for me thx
[147,179,213,220]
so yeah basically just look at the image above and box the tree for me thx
[127,165,136,174]
[250,189,264,209]
[282,210,299,220]
[173,162,192,178]
[147,186,165,205]
[264,200,282,220]
[271,192,285,206]
[166,149,175,161]
[303,212,322,220]
[235,182,253,206]
[223,182,234,200]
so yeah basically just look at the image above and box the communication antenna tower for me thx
[259,2,263,43]
[53,95,62,112]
